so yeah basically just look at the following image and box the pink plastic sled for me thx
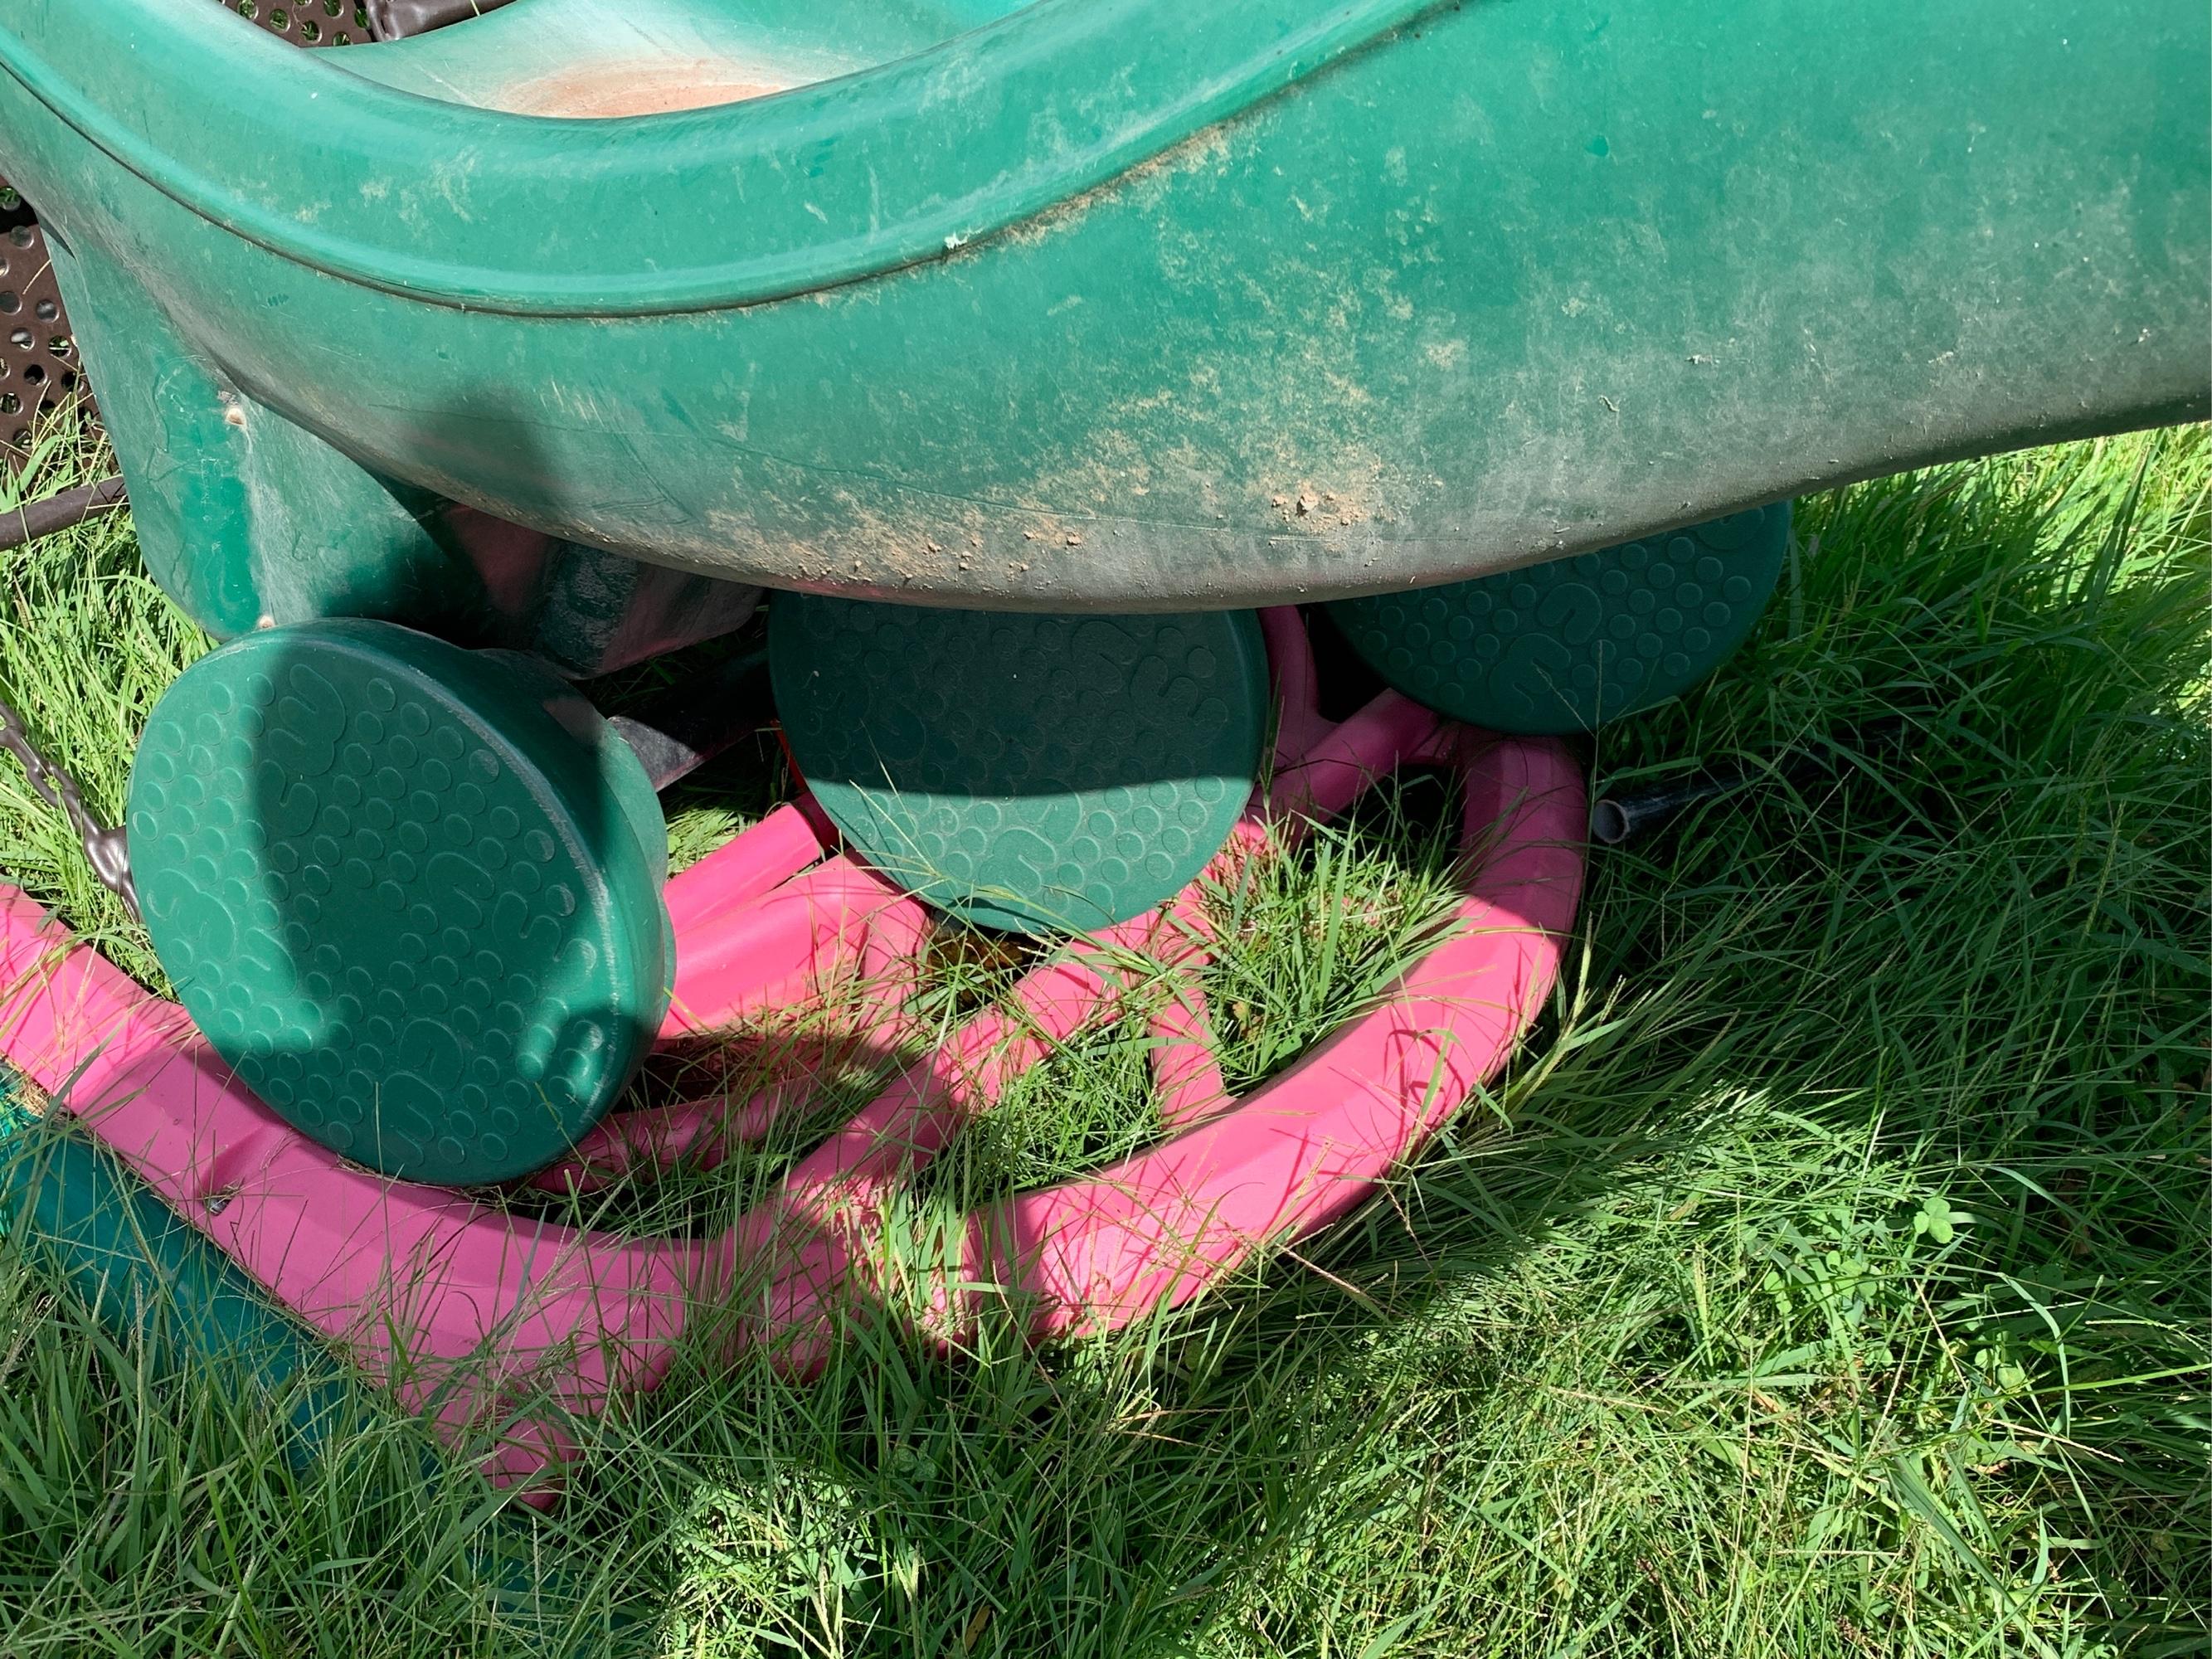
[0,610,1584,1496]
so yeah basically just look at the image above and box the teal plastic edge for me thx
[0,1088,611,1641]
[0,1087,359,1462]
[0,0,1437,316]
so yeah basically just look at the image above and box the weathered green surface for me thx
[774,599,1266,932]
[127,620,671,1185]
[48,226,763,665]
[0,0,2203,622]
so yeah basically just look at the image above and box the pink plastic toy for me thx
[0,610,1583,1496]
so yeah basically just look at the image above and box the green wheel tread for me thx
[1326,504,1790,733]
[772,601,1267,934]
[127,620,669,1186]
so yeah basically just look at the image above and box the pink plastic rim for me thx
[0,608,1584,1493]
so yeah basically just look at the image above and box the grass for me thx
[0,420,2200,1657]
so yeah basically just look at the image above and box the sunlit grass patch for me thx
[0,427,2198,1655]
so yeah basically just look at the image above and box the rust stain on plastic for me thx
[501,59,789,119]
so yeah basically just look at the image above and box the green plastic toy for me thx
[0,0,2200,1182]
[0,1095,616,1637]
[773,601,1267,932]
[1328,504,1791,734]
[0,1100,362,1448]
[126,620,669,1186]
[0,1,2200,626]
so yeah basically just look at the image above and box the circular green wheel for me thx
[771,599,1267,934]
[1325,503,1791,733]
[127,620,672,1187]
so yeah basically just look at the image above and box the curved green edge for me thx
[0,1102,361,1454]
[1,0,2200,617]
[772,601,1267,933]
[1328,504,1791,734]
[0,0,1433,314]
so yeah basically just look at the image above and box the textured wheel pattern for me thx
[1326,504,1791,733]
[772,600,1267,934]
[128,621,668,1186]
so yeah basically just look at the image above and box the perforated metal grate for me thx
[230,0,376,48]
[1,1,507,467]
[0,178,90,465]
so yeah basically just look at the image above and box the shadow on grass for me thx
[550,435,2208,1658]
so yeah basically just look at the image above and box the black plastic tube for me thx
[606,643,775,791]
[1591,717,1910,847]
[367,0,520,40]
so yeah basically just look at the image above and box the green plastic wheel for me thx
[1325,504,1791,733]
[771,599,1267,933]
[127,620,671,1187]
